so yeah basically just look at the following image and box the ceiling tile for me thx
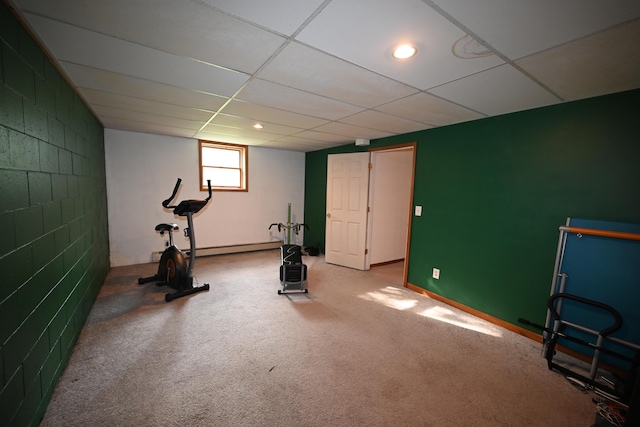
[199,0,327,37]
[291,130,352,143]
[236,78,365,121]
[432,0,640,60]
[61,63,229,111]
[79,89,215,122]
[99,118,200,139]
[296,0,504,89]
[194,129,268,145]
[516,19,640,101]
[429,65,561,116]
[208,113,304,137]
[222,100,330,129]
[274,135,347,150]
[257,141,319,152]
[199,123,284,142]
[93,105,205,132]
[312,122,394,140]
[8,0,639,151]
[339,110,430,134]
[258,42,418,107]
[15,0,287,73]
[24,13,249,96]
[375,92,485,126]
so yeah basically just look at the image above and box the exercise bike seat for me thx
[155,223,178,233]
[173,200,208,216]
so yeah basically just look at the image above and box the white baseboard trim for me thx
[152,240,283,262]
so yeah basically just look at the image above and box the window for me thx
[199,140,248,192]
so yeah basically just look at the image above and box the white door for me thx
[325,152,371,270]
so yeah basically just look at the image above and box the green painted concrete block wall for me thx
[0,3,109,425]
[305,89,640,331]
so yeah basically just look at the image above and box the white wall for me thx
[104,129,305,266]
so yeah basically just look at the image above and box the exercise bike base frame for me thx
[165,283,210,302]
[139,270,210,302]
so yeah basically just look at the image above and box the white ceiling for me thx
[7,0,640,152]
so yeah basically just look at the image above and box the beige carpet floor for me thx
[40,250,597,426]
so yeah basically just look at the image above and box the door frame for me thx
[367,142,417,287]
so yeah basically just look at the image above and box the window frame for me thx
[198,140,248,192]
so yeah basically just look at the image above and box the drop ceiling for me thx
[6,0,640,152]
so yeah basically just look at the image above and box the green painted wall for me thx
[0,3,109,425]
[304,89,640,329]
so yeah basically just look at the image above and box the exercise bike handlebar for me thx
[162,178,183,208]
[161,179,212,209]
[205,179,212,202]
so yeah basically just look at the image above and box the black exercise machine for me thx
[138,178,212,302]
[519,293,639,403]
[269,203,309,295]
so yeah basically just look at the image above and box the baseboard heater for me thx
[152,240,283,263]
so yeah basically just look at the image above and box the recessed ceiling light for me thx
[392,44,417,59]
[253,123,263,129]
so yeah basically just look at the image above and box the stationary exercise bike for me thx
[138,178,212,302]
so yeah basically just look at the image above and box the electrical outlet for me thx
[432,268,440,279]
[415,205,422,216]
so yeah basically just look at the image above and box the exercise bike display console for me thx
[138,178,212,302]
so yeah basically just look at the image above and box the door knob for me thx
[326,213,331,218]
